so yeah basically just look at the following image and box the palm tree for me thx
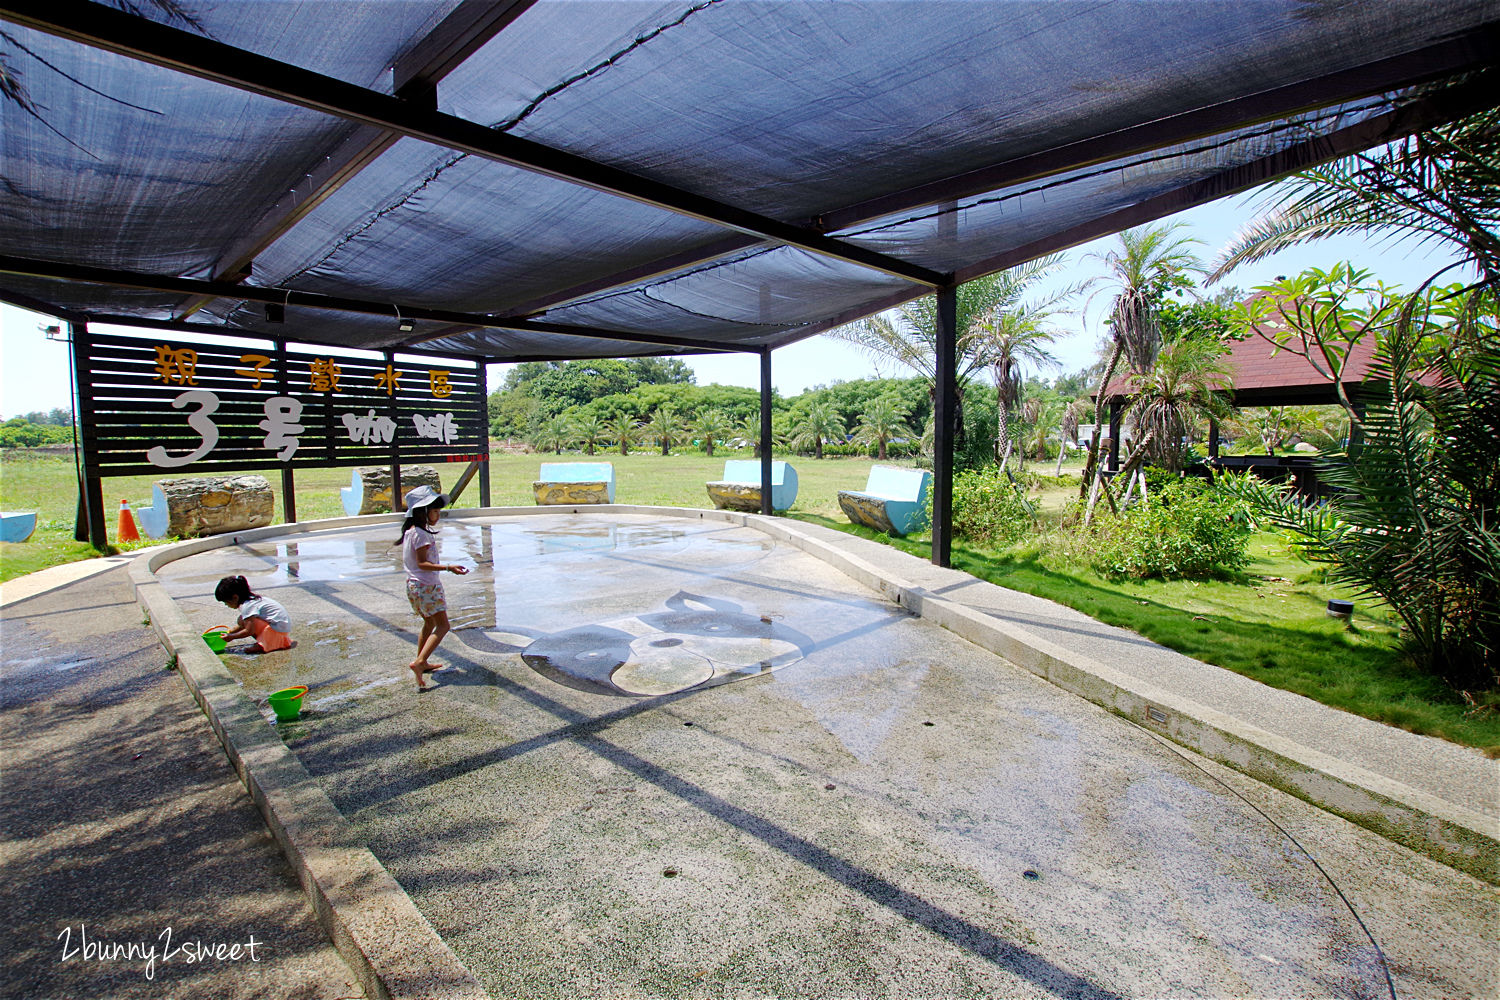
[570,413,607,456]
[1057,397,1091,474]
[852,396,912,460]
[829,270,1037,447]
[791,400,844,460]
[694,408,732,458]
[1125,337,1234,472]
[1219,294,1499,688]
[645,405,679,456]
[531,415,574,455]
[970,262,1073,464]
[607,412,639,456]
[1090,223,1206,374]
[1021,396,1064,465]
[1209,105,1500,291]
[736,414,767,457]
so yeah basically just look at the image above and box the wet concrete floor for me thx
[154,513,1499,999]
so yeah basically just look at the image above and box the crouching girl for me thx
[214,576,293,652]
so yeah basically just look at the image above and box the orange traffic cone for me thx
[117,499,140,543]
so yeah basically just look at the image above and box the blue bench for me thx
[837,465,931,536]
[706,460,798,512]
[0,511,37,543]
[534,462,616,505]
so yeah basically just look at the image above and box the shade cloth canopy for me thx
[2,0,1496,362]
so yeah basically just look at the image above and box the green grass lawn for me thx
[793,469,1500,753]
[5,446,1494,752]
[0,446,889,582]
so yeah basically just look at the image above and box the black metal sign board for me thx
[78,330,485,476]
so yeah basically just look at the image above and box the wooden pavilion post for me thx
[1107,398,1123,472]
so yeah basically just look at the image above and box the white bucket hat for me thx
[404,484,449,513]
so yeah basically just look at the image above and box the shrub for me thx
[950,468,1037,547]
[1090,478,1251,579]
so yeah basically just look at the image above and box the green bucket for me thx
[267,686,308,723]
[202,628,229,653]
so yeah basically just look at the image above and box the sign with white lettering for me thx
[77,332,484,475]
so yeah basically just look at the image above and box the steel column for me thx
[276,339,297,522]
[386,350,402,513]
[69,321,108,549]
[931,287,956,568]
[477,361,492,507]
[760,348,773,517]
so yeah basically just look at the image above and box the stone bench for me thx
[534,462,615,505]
[0,511,37,542]
[137,475,274,539]
[706,460,798,512]
[340,465,442,516]
[837,465,931,536]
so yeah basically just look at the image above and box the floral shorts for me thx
[406,579,447,618]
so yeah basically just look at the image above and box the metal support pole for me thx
[386,349,402,511]
[69,321,108,549]
[759,348,773,516]
[931,286,956,567]
[275,339,296,522]
[477,361,492,507]
[281,468,297,523]
[70,325,109,551]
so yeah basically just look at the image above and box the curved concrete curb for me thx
[130,512,489,1000]
[131,502,1498,997]
[743,514,1499,886]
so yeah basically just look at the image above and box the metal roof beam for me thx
[2,0,946,289]
[0,254,743,355]
[767,73,1499,352]
[181,0,543,316]
[392,0,538,102]
[814,27,1500,234]
[499,29,1499,323]
[949,73,1500,284]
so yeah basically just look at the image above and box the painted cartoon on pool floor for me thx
[457,592,814,696]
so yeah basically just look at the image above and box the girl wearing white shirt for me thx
[215,575,293,652]
[397,485,467,690]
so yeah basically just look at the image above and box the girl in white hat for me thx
[396,485,467,690]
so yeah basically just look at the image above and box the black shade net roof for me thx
[1,0,1496,362]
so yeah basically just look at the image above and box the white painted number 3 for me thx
[146,389,221,468]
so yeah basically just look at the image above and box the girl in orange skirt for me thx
[215,575,294,652]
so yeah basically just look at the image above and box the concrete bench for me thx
[706,460,798,512]
[837,465,931,536]
[0,511,37,542]
[340,465,442,516]
[534,462,615,505]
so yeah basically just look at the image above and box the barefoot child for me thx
[398,485,468,690]
[215,576,293,652]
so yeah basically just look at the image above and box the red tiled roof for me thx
[1101,296,1381,406]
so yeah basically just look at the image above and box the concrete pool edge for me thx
[130,510,491,1000]
[745,513,1499,886]
[129,503,1497,993]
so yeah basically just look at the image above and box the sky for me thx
[0,187,1466,419]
